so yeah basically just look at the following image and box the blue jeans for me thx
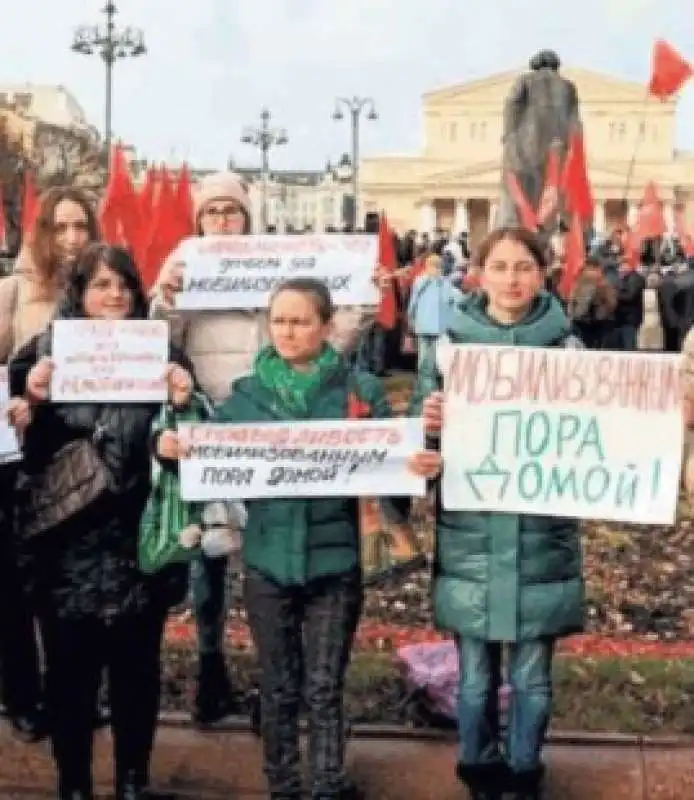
[417,335,438,369]
[457,637,554,773]
[190,553,228,655]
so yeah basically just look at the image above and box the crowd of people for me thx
[0,170,693,800]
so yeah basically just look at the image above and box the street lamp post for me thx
[332,97,378,230]
[241,109,288,233]
[71,2,146,152]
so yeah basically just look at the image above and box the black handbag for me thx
[20,416,112,538]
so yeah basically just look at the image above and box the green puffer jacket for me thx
[214,362,390,586]
[412,292,585,642]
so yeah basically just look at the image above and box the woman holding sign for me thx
[403,227,585,800]
[159,276,435,800]
[20,244,194,800]
[151,171,380,728]
[0,186,100,743]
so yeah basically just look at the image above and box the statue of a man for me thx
[495,49,582,233]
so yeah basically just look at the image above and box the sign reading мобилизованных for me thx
[440,345,683,525]
[172,234,379,311]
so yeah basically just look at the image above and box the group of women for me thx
[1,171,689,800]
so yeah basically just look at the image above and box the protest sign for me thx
[51,320,169,403]
[440,345,683,524]
[0,367,20,463]
[171,233,380,310]
[178,417,425,501]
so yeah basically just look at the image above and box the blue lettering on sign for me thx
[458,410,664,511]
[490,410,605,461]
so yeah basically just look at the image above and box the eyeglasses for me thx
[204,205,242,219]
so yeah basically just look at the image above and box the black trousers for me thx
[0,465,42,716]
[244,568,362,799]
[38,607,166,793]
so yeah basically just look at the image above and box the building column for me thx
[627,201,639,227]
[453,198,469,233]
[663,202,675,233]
[593,201,606,233]
[488,199,499,230]
[419,201,436,235]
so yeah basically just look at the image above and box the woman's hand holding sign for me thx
[156,430,191,461]
[166,364,193,407]
[407,450,442,480]
[26,357,54,403]
[422,391,444,434]
[157,260,185,309]
[7,396,31,433]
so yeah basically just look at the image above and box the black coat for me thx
[14,327,194,620]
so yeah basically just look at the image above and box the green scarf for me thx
[254,343,342,414]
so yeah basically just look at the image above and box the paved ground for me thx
[0,722,692,799]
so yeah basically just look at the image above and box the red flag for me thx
[622,227,641,270]
[675,208,694,257]
[635,182,666,240]
[376,213,398,330]
[21,171,38,240]
[505,172,539,230]
[561,130,594,222]
[505,146,563,232]
[175,163,195,239]
[140,166,184,290]
[648,40,692,100]
[558,213,585,300]
[99,145,140,251]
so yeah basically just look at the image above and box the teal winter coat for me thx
[411,292,585,642]
[214,363,390,587]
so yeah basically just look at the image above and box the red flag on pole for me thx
[561,130,594,222]
[99,144,140,251]
[648,40,692,100]
[376,213,398,330]
[558,213,585,300]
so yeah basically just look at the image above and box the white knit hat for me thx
[193,171,251,221]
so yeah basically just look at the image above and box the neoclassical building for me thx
[360,67,694,247]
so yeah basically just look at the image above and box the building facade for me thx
[360,67,694,248]
[222,154,356,233]
[0,83,104,189]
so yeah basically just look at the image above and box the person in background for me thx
[611,260,646,351]
[396,227,584,800]
[567,257,617,350]
[19,244,194,800]
[0,186,100,742]
[407,253,466,368]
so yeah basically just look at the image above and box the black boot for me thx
[455,763,508,800]
[509,765,545,800]
[115,768,176,799]
[193,652,237,725]
[58,779,93,800]
[10,704,47,743]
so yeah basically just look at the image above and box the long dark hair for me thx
[59,244,149,320]
[29,186,100,280]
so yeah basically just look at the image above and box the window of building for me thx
[609,122,615,140]
[619,122,626,141]
[449,121,457,142]
[479,121,487,140]
[638,120,646,140]
[470,122,477,139]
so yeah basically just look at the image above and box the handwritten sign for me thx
[51,320,169,403]
[440,344,683,524]
[0,367,20,463]
[172,234,380,310]
[178,418,426,501]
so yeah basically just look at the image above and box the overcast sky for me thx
[1,0,693,170]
